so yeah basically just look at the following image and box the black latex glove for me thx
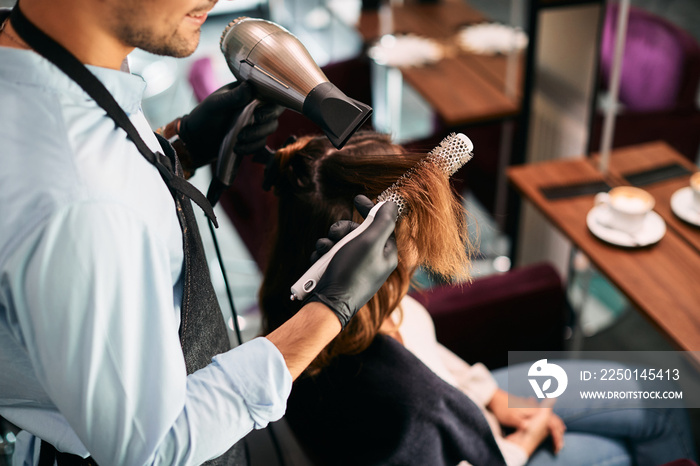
[178,81,284,168]
[305,195,399,329]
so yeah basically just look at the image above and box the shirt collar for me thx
[0,47,146,115]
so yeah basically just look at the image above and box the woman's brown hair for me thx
[259,131,473,375]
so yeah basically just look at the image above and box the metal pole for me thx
[599,0,630,173]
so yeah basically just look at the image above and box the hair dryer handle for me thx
[207,99,261,206]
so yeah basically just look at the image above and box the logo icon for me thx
[528,359,568,398]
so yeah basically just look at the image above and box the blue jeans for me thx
[492,361,697,466]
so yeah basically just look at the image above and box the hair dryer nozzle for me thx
[303,82,373,149]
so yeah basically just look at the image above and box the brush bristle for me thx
[426,132,474,177]
[377,133,473,218]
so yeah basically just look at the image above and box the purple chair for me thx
[187,56,221,103]
[590,3,700,162]
[410,262,565,370]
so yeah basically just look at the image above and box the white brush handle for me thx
[290,201,386,301]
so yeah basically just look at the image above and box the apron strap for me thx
[9,5,218,227]
[39,440,97,466]
[8,5,244,464]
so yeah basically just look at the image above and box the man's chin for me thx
[139,31,200,58]
[168,44,198,58]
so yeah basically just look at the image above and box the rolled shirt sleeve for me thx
[6,201,291,466]
[210,338,291,430]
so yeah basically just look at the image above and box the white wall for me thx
[516,4,602,278]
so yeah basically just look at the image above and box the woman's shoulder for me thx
[286,336,505,466]
[291,335,445,407]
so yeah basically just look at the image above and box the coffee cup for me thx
[594,186,654,234]
[690,172,700,212]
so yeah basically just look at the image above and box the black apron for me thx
[6,6,247,466]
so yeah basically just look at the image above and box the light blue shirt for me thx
[0,47,291,465]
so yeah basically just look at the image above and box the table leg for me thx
[369,61,403,139]
[494,120,515,232]
[387,66,403,139]
[567,247,593,354]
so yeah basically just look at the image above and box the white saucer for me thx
[670,187,700,227]
[586,205,666,247]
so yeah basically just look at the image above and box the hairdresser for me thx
[0,1,399,465]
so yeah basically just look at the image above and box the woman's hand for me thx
[488,389,539,428]
[490,389,566,455]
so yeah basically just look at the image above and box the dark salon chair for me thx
[589,3,700,162]
[410,262,565,370]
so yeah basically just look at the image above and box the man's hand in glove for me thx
[305,195,399,329]
[265,195,398,379]
[177,81,284,170]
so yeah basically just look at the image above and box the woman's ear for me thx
[263,136,300,191]
[281,135,298,148]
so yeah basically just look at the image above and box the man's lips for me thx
[185,6,212,26]
[185,13,208,25]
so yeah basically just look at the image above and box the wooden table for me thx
[507,142,700,354]
[357,1,522,127]
[357,0,486,40]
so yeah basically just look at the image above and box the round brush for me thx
[290,132,474,301]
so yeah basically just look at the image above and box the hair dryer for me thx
[220,17,372,149]
[207,17,373,207]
